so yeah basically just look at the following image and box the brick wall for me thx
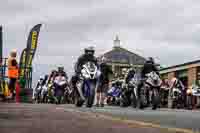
[188,67,197,88]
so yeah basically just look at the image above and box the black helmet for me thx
[147,57,155,64]
[58,66,64,72]
[84,46,95,55]
[45,74,48,79]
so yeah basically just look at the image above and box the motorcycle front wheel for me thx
[138,87,146,109]
[152,88,160,110]
[86,82,96,108]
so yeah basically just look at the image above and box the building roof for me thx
[98,46,146,65]
[159,59,200,74]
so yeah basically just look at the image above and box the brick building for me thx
[160,60,200,89]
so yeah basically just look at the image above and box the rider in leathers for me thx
[137,57,159,106]
[74,46,98,101]
[125,68,136,84]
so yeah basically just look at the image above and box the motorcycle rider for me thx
[137,57,159,106]
[57,66,68,78]
[74,46,98,101]
[160,79,170,106]
[55,66,69,86]
[47,70,57,85]
[169,77,185,96]
[33,76,44,100]
[53,70,68,104]
[125,68,136,84]
[96,57,113,107]
[169,77,185,107]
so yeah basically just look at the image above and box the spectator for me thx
[7,49,19,100]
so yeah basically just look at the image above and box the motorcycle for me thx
[186,85,200,109]
[41,85,48,103]
[53,76,68,104]
[46,83,55,104]
[33,85,43,104]
[160,86,170,107]
[74,62,100,108]
[120,75,138,108]
[169,87,183,109]
[63,84,73,104]
[107,83,122,106]
[139,71,162,110]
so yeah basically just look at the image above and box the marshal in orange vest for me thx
[7,57,19,79]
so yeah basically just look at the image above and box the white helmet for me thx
[39,76,44,80]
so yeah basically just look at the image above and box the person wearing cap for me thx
[96,57,113,107]
[7,49,19,100]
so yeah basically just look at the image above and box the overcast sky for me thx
[1,0,200,80]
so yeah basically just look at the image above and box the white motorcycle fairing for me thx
[77,62,100,101]
[191,86,200,96]
[145,71,162,88]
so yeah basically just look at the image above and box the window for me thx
[196,67,200,84]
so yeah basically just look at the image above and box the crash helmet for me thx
[44,74,48,80]
[84,46,95,56]
[39,76,44,81]
[58,66,64,72]
[147,57,155,64]
[51,70,57,75]
[101,56,108,63]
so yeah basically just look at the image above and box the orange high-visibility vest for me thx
[7,58,19,78]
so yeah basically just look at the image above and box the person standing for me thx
[96,57,113,107]
[7,49,19,100]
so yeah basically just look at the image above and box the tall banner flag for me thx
[0,26,3,77]
[19,48,27,78]
[24,24,42,76]
[0,26,2,61]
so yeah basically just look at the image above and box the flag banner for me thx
[24,24,42,75]
[19,48,27,77]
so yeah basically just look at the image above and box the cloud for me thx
[2,0,200,81]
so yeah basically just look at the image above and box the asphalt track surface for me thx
[0,103,199,133]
